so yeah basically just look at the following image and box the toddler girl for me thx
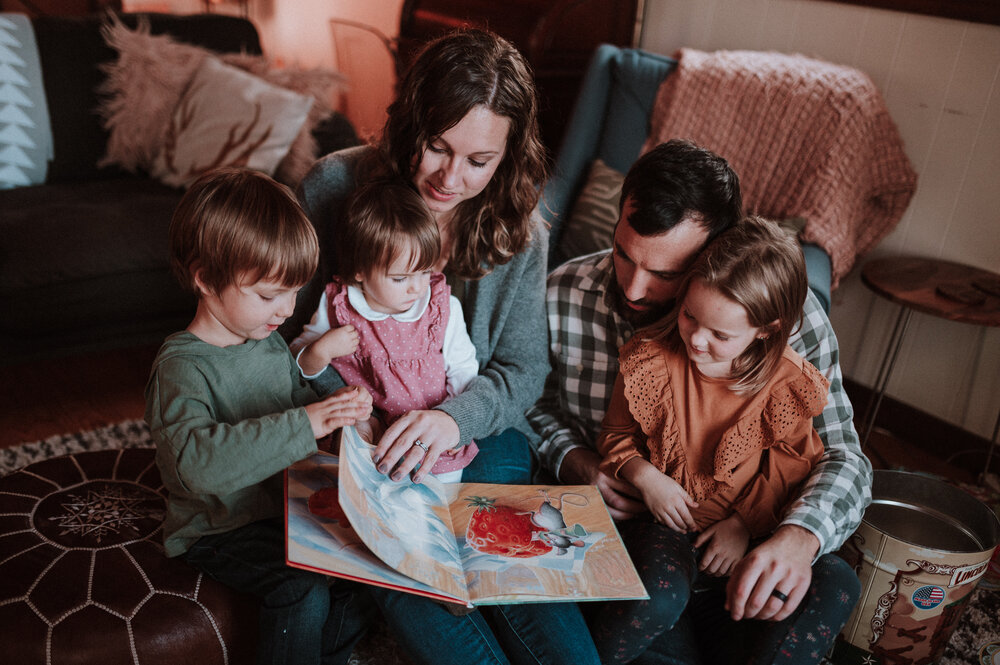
[294,178,479,483]
[592,216,829,663]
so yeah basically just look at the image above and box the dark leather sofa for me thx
[0,13,357,364]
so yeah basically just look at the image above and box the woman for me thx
[291,28,600,665]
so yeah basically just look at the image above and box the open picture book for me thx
[284,425,647,607]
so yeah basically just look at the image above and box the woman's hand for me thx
[695,513,750,577]
[305,386,373,439]
[371,409,461,483]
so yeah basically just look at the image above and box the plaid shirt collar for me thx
[583,252,634,346]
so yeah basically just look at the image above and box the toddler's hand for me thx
[354,415,386,446]
[695,514,750,577]
[299,325,359,375]
[305,385,373,439]
[320,325,360,359]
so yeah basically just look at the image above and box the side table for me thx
[860,256,1000,481]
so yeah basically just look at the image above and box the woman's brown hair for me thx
[379,28,548,279]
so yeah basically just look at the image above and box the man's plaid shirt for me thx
[526,251,872,555]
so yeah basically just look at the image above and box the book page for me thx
[285,452,462,602]
[338,426,469,602]
[288,428,647,606]
[445,483,648,604]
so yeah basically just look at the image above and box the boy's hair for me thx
[380,28,547,279]
[654,216,808,395]
[620,139,743,245]
[336,178,440,284]
[169,168,318,295]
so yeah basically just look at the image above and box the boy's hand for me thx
[624,459,698,532]
[305,385,372,439]
[695,513,750,577]
[299,325,359,375]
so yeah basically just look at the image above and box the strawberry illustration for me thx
[465,495,552,558]
[308,486,349,526]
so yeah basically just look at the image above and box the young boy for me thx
[145,167,374,665]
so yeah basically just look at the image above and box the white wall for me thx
[641,0,1000,440]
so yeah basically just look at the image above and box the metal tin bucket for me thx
[831,470,1000,664]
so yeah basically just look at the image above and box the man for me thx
[528,139,871,663]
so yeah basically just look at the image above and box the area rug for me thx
[3,422,998,665]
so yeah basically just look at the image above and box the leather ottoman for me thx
[0,448,258,664]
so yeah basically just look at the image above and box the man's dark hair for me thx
[619,139,743,242]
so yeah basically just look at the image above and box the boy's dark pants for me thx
[182,517,374,665]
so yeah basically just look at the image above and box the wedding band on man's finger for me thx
[770,589,789,603]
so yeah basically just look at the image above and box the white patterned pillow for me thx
[150,57,313,188]
[554,159,625,264]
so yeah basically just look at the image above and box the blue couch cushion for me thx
[596,48,677,174]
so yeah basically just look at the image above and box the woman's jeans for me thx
[182,517,374,665]
[370,427,602,665]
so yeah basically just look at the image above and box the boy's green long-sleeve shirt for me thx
[145,332,319,557]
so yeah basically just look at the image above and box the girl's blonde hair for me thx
[379,28,547,279]
[335,178,440,284]
[651,216,808,395]
[169,168,318,295]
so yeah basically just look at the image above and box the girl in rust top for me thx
[592,216,828,664]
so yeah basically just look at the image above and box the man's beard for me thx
[608,280,674,329]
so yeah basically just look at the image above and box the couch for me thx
[539,44,834,311]
[0,13,358,365]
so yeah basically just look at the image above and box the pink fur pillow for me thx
[150,57,313,188]
[97,15,343,187]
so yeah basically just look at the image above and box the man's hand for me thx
[559,448,646,521]
[725,525,819,622]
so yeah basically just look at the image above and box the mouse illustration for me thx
[537,531,585,555]
[529,494,568,531]
[520,490,592,555]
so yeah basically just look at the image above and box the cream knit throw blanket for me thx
[643,48,917,288]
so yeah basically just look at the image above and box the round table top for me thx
[861,256,1000,327]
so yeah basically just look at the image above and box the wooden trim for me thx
[845,378,994,477]
[810,0,1000,26]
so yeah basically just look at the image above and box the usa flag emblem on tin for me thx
[911,584,945,609]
